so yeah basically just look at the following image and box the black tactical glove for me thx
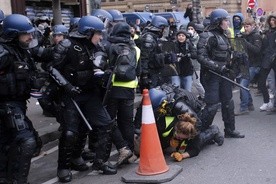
[140,73,152,90]
[218,65,230,73]
[165,52,177,64]
[43,27,51,37]
[64,83,81,98]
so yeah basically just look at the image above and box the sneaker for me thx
[260,102,273,111]
[127,154,139,164]
[116,147,132,166]
[234,109,249,116]
[269,93,274,99]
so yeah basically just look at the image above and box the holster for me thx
[4,105,29,131]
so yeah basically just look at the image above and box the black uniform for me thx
[197,26,244,138]
[0,42,39,184]
[50,36,116,180]
[140,29,166,89]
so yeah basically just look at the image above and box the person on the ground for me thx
[148,84,224,161]
[197,8,245,138]
[0,14,41,184]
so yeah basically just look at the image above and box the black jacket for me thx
[243,28,262,67]
[174,40,196,76]
[261,14,276,69]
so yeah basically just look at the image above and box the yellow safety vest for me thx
[112,46,140,89]
[229,27,245,38]
[162,116,175,137]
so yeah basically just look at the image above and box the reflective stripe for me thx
[112,46,140,88]
[142,105,155,124]
[162,116,175,137]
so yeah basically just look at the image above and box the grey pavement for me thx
[28,93,143,146]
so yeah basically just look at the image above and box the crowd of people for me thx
[0,6,275,183]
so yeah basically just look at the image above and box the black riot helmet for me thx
[2,14,35,41]
[107,9,124,22]
[69,17,81,31]
[78,16,104,37]
[52,24,69,36]
[151,16,169,30]
[91,9,113,22]
[209,8,230,26]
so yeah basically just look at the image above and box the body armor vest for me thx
[62,39,95,90]
[209,32,231,63]
[0,44,35,100]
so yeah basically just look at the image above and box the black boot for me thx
[199,125,224,147]
[92,126,117,175]
[92,160,117,175]
[57,132,76,183]
[71,131,89,171]
[221,100,245,139]
[7,138,36,184]
[57,169,72,183]
[81,150,96,161]
[224,129,245,138]
[71,157,89,171]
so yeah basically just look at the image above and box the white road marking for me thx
[38,147,118,184]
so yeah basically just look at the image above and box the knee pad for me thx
[61,130,77,147]
[20,137,37,157]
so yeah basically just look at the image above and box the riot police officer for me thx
[0,14,39,184]
[139,15,169,89]
[49,16,117,182]
[197,9,244,138]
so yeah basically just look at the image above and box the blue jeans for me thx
[239,67,260,111]
[171,75,193,91]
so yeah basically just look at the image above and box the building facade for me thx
[0,0,275,22]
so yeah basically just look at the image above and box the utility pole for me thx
[52,0,62,25]
[90,0,101,12]
[192,0,202,23]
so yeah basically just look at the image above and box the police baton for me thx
[71,98,93,131]
[209,70,250,92]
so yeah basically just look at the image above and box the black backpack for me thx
[112,43,137,82]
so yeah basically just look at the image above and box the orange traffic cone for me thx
[136,89,169,175]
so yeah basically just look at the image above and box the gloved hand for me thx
[218,65,230,73]
[43,27,51,37]
[165,52,177,64]
[140,74,152,89]
[64,83,81,98]
[93,68,105,77]
[170,152,183,162]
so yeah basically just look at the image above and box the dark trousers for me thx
[201,71,236,131]
[107,98,135,151]
[258,66,276,103]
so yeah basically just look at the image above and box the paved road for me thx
[28,87,276,184]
